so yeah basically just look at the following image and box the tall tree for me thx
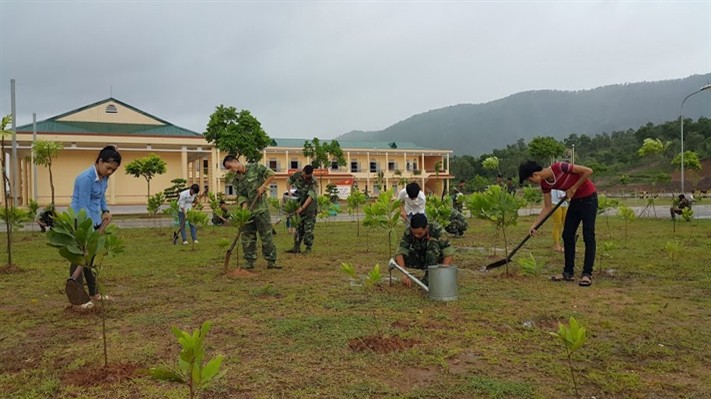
[302,138,346,194]
[32,139,63,206]
[528,136,566,164]
[204,106,271,162]
[124,153,167,198]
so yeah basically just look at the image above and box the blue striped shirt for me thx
[70,165,109,226]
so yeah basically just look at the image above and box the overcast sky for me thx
[1,1,710,139]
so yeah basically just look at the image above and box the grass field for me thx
[1,214,710,399]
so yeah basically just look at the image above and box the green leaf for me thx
[200,355,224,385]
[149,366,185,382]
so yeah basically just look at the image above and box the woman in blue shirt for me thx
[67,146,121,306]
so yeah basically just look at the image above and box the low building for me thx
[11,98,453,207]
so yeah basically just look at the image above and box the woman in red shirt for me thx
[519,160,597,286]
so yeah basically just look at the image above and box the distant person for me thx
[506,177,517,195]
[394,214,454,287]
[37,205,56,233]
[66,146,121,308]
[212,200,231,225]
[286,165,319,254]
[398,182,426,223]
[223,155,280,269]
[519,160,597,287]
[178,184,201,245]
[670,194,692,220]
[550,189,569,252]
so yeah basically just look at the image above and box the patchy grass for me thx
[1,215,710,398]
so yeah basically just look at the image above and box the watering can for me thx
[388,258,458,301]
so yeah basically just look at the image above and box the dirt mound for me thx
[62,363,143,387]
[0,264,23,274]
[348,334,418,353]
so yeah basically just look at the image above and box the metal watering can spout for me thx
[388,258,429,292]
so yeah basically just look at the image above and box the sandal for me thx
[551,273,574,282]
[579,275,592,287]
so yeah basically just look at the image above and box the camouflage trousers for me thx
[294,213,316,248]
[446,212,468,236]
[240,211,277,263]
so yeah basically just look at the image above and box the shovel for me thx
[484,196,567,270]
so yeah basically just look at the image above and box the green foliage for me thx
[303,138,346,194]
[481,156,500,172]
[27,199,39,220]
[598,194,620,239]
[527,136,566,164]
[205,106,271,162]
[346,188,367,236]
[164,178,188,201]
[465,185,524,274]
[665,240,681,264]
[618,205,635,244]
[268,197,281,213]
[598,240,616,268]
[326,183,339,203]
[163,200,180,222]
[340,262,357,279]
[550,316,588,397]
[186,210,209,230]
[517,253,544,277]
[364,264,381,287]
[0,207,30,232]
[671,151,702,170]
[425,195,452,228]
[362,190,402,257]
[637,138,666,157]
[147,192,166,217]
[680,207,694,222]
[522,185,542,208]
[150,321,225,399]
[317,195,332,221]
[32,139,63,167]
[124,153,167,197]
[46,208,124,267]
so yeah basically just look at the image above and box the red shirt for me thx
[540,162,596,199]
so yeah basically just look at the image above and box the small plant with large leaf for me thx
[425,195,452,230]
[150,321,225,399]
[665,240,681,265]
[362,190,402,258]
[517,253,544,277]
[46,208,124,367]
[550,316,588,398]
[597,194,620,239]
[223,207,253,272]
[27,199,40,232]
[346,188,367,236]
[618,205,635,245]
[364,264,382,288]
[465,185,525,274]
[522,185,542,214]
[147,192,166,228]
[185,209,209,250]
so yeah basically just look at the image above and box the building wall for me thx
[57,102,163,125]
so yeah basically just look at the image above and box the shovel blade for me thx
[485,257,511,270]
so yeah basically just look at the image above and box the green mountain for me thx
[337,74,711,156]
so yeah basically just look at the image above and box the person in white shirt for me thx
[550,189,569,252]
[398,182,426,223]
[178,184,200,245]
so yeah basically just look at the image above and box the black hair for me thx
[303,164,314,174]
[219,200,226,205]
[222,155,238,168]
[405,182,421,199]
[190,184,200,193]
[518,160,543,184]
[96,145,121,166]
[410,213,428,229]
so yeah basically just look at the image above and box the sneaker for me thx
[285,247,301,253]
[79,301,94,310]
[183,241,188,245]
[193,240,199,244]
[92,294,112,301]
[267,262,282,269]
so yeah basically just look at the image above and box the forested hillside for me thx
[450,117,711,193]
[338,74,711,156]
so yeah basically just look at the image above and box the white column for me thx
[181,146,188,181]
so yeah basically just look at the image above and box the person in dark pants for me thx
[394,214,454,287]
[68,145,122,307]
[519,160,597,287]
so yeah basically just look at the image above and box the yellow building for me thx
[12,98,452,207]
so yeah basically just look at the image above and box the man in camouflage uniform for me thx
[223,155,281,269]
[445,209,468,237]
[394,213,454,286]
[286,165,318,254]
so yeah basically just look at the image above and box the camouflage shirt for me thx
[287,171,319,215]
[232,163,274,214]
[395,222,454,268]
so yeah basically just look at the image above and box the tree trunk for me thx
[49,162,55,206]
[2,137,13,266]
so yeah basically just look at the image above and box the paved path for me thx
[8,204,709,230]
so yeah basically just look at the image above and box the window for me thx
[290,160,300,170]
[105,104,117,113]
[270,184,278,198]
[351,161,360,173]
[388,161,396,171]
[331,161,339,170]
[226,185,234,196]
[268,159,278,171]
[370,161,378,173]
[392,183,399,192]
